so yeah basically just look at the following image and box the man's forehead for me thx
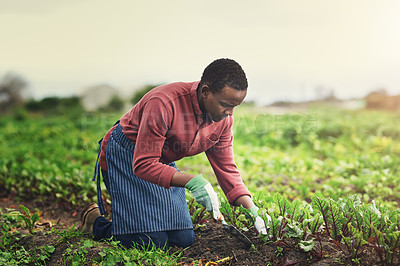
[218,87,247,105]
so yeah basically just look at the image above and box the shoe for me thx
[79,203,101,236]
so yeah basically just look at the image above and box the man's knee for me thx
[168,229,195,248]
[113,229,195,249]
[114,232,168,249]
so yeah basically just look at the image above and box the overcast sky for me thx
[1,0,400,105]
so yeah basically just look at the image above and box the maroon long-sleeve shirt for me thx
[99,81,250,204]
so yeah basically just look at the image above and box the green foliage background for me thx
[1,104,399,210]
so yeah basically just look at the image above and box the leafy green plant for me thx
[372,222,400,264]
[38,245,56,264]
[0,246,31,265]
[0,208,23,249]
[62,240,94,265]
[381,229,400,264]
[53,223,83,243]
[298,239,314,252]
[342,223,367,260]
[7,205,39,234]
[2,105,400,264]
[302,212,323,236]
[274,193,292,217]
[275,246,284,257]
[187,197,209,225]
[268,214,284,241]
[312,194,347,241]
[0,207,56,265]
[94,239,183,265]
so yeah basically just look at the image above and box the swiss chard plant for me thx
[312,193,347,241]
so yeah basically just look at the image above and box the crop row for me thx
[1,107,399,209]
[212,192,400,264]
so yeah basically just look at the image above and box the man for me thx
[79,58,268,248]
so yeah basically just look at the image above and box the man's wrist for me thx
[185,174,209,191]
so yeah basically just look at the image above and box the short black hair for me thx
[199,58,248,93]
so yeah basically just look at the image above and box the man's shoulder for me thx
[147,81,196,103]
[153,81,195,95]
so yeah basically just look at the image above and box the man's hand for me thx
[250,206,271,235]
[185,174,220,220]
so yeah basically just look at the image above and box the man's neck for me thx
[196,84,207,116]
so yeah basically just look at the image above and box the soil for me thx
[0,196,392,265]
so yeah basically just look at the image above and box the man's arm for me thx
[170,171,195,187]
[233,195,254,208]
[173,171,220,219]
[205,117,251,204]
[235,195,270,235]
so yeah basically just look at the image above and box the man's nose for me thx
[225,108,234,116]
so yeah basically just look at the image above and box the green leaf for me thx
[303,213,323,235]
[369,201,382,218]
[273,193,292,216]
[19,205,30,216]
[299,240,314,252]
[6,211,22,217]
[312,195,347,241]
[45,245,55,253]
[385,230,400,251]
[290,199,302,220]
[83,239,94,248]
[287,223,303,238]
[32,213,39,224]
[269,215,283,240]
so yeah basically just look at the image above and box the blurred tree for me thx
[25,96,83,116]
[101,95,125,112]
[0,72,28,112]
[131,84,160,105]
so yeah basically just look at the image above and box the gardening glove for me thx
[185,174,220,220]
[250,206,271,235]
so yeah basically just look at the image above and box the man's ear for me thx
[201,85,210,98]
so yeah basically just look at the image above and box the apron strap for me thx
[92,120,120,216]
[93,138,106,215]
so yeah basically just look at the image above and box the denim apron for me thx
[93,124,193,235]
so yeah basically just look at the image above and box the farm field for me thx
[1,105,400,265]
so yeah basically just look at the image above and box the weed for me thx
[275,246,284,257]
[37,245,55,264]
[0,208,23,249]
[95,239,183,265]
[53,223,83,243]
[6,205,39,234]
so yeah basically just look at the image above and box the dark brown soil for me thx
[175,220,352,265]
[0,196,390,265]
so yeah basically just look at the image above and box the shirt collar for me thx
[190,81,204,123]
[190,81,202,116]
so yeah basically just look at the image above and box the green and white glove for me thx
[185,174,220,220]
[250,206,271,235]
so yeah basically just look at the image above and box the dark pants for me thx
[93,216,195,249]
[93,170,195,249]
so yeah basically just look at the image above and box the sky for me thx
[1,0,400,105]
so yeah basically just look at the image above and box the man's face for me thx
[201,85,247,122]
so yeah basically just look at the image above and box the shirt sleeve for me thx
[132,97,177,189]
[205,116,251,205]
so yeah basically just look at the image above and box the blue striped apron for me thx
[94,124,193,235]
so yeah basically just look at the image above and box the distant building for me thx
[80,84,119,111]
[365,89,400,111]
